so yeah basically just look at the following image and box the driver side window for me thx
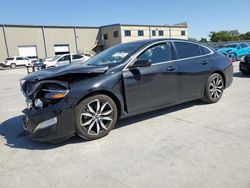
[138,43,172,64]
[59,55,70,61]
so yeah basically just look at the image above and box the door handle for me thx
[201,61,208,65]
[166,66,176,71]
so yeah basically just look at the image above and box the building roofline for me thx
[101,22,188,28]
[100,24,121,28]
[0,24,100,29]
[120,23,188,28]
[0,22,188,29]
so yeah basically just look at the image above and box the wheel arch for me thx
[211,70,226,88]
[76,90,123,118]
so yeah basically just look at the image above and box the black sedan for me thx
[240,54,250,75]
[20,39,233,142]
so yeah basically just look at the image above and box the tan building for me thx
[0,22,188,61]
[100,23,188,49]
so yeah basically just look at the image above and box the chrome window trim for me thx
[123,40,214,71]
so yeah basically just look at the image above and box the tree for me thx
[240,32,250,40]
[199,38,208,43]
[210,31,230,42]
[209,30,241,42]
[228,30,240,41]
[188,37,198,42]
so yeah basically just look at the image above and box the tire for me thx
[241,71,250,75]
[202,73,224,104]
[10,63,16,69]
[75,94,118,140]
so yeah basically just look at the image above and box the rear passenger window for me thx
[200,45,211,55]
[175,42,201,59]
[138,43,172,64]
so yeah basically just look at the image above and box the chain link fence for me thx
[200,40,250,49]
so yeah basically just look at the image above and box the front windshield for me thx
[49,55,61,62]
[224,44,237,48]
[85,43,142,66]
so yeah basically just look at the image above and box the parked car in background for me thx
[217,43,250,61]
[240,54,250,75]
[0,61,4,68]
[2,56,32,68]
[44,53,91,68]
[20,39,233,143]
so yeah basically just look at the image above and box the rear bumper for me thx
[22,101,75,143]
[224,64,233,89]
[240,62,250,73]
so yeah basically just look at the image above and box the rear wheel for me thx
[241,71,250,75]
[10,63,16,69]
[75,94,118,140]
[202,73,224,104]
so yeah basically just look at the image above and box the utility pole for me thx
[42,26,48,57]
[74,27,79,53]
[169,26,172,38]
[2,26,10,57]
[149,25,152,39]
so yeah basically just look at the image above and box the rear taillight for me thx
[227,57,233,64]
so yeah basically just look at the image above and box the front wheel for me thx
[10,63,16,69]
[75,94,118,140]
[202,73,224,104]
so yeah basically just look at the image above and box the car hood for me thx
[217,47,235,53]
[22,64,109,81]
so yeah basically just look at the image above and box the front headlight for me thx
[41,88,69,100]
[35,83,69,108]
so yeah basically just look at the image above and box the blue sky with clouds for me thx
[0,0,249,39]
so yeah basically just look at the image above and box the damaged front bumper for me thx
[21,80,75,142]
[22,96,75,143]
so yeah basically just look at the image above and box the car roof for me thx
[224,43,239,45]
[60,53,83,56]
[6,56,22,58]
[125,38,189,46]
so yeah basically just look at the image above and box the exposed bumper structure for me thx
[224,64,233,89]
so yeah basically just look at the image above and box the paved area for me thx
[0,62,250,188]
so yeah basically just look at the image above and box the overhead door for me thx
[54,44,70,55]
[18,46,37,58]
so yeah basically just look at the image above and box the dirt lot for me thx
[0,62,250,188]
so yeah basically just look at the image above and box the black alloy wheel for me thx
[75,94,118,140]
[202,73,224,103]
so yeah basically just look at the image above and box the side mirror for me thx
[129,59,151,69]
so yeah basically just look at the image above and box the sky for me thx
[0,0,249,40]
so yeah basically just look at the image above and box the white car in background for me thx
[3,56,32,69]
[44,53,91,68]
